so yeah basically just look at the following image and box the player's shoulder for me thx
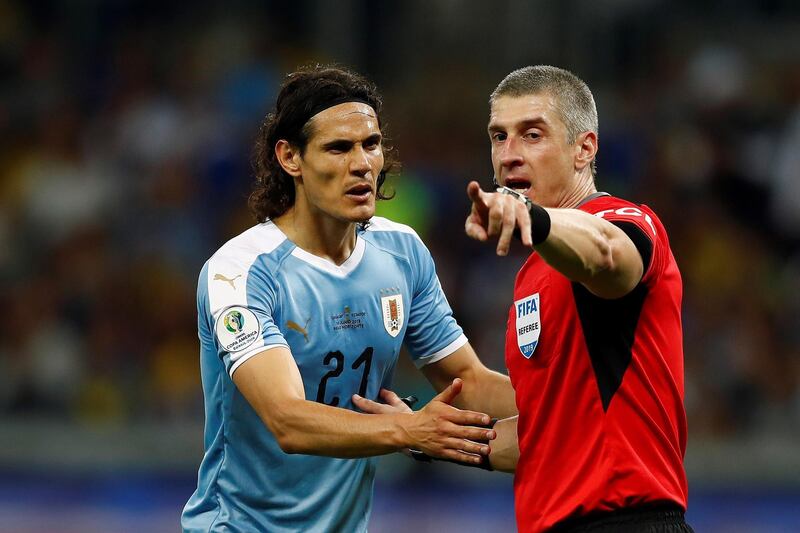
[362,216,426,250]
[205,221,290,280]
[364,216,421,239]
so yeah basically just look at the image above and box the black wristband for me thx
[496,185,550,245]
[529,203,551,245]
[400,395,418,409]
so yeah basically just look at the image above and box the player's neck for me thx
[273,207,358,265]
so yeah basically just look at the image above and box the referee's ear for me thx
[275,140,303,178]
[574,130,597,174]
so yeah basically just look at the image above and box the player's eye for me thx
[326,142,351,153]
[491,132,507,142]
[523,130,541,140]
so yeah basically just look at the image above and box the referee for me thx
[465,65,694,532]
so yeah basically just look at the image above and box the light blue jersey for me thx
[181,217,466,533]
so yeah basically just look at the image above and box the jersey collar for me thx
[289,236,366,278]
[576,191,610,207]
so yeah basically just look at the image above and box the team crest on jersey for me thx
[215,306,261,353]
[514,293,541,358]
[381,294,404,337]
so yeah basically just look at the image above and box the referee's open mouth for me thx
[345,183,374,203]
[503,177,531,195]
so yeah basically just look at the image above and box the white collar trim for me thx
[290,236,366,277]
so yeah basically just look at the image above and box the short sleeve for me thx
[590,202,663,284]
[204,254,289,377]
[402,237,467,367]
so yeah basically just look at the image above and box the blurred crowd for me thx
[1,0,799,447]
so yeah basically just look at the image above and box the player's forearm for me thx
[455,366,517,419]
[269,397,411,457]
[488,416,519,473]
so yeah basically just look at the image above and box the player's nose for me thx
[349,145,371,176]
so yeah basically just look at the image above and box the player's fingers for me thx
[441,437,490,457]
[352,394,394,414]
[445,435,493,455]
[378,388,401,405]
[496,199,517,256]
[462,426,497,443]
[432,378,463,405]
[440,449,485,465]
[440,405,491,427]
[518,201,533,247]
[379,388,409,409]
[450,438,491,456]
[441,420,496,443]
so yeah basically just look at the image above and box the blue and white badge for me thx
[514,293,541,358]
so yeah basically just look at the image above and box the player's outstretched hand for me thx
[465,181,532,255]
[352,388,412,414]
[398,378,496,465]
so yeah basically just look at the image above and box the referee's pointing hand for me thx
[465,181,533,255]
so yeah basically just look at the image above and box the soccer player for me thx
[181,65,516,532]
[464,65,694,532]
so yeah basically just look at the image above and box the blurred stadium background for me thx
[1,0,799,531]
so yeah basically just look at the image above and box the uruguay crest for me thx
[381,294,404,337]
[514,293,541,358]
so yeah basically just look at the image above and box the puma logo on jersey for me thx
[286,318,311,343]
[214,273,242,289]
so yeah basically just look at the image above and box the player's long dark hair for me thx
[249,65,399,222]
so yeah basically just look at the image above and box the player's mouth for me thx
[503,177,532,195]
[345,183,374,203]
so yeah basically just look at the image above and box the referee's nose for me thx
[497,135,525,173]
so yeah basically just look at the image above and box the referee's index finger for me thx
[466,181,488,210]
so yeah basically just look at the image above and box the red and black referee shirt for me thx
[506,194,688,532]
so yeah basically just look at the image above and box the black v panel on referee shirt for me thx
[571,221,654,411]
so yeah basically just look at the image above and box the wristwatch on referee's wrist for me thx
[496,185,533,210]
[493,183,551,245]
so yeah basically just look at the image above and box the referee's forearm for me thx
[456,367,517,419]
[488,416,519,473]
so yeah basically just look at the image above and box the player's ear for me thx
[275,140,303,178]
[574,131,597,173]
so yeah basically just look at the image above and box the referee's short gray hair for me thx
[491,66,598,174]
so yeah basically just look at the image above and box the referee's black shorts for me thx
[550,503,694,533]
